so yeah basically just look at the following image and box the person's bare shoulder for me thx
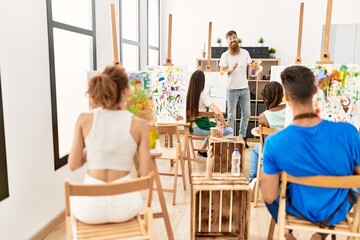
[131,115,149,131]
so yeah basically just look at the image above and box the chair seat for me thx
[285,215,360,237]
[157,147,177,160]
[74,215,151,240]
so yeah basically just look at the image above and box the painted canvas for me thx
[146,66,188,123]
[271,64,360,130]
[204,72,228,112]
[128,71,158,149]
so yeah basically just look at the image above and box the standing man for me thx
[219,30,252,147]
[261,65,360,240]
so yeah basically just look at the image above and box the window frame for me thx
[0,70,9,201]
[119,0,141,71]
[147,0,160,65]
[46,0,97,170]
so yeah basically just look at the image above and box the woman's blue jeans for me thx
[249,143,260,181]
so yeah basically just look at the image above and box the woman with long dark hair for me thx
[186,70,233,157]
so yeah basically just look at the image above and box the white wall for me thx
[0,0,147,237]
[0,0,113,238]
[161,0,360,72]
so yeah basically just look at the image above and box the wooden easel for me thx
[110,3,121,66]
[317,0,334,64]
[295,2,304,64]
[205,22,212,72]
[164,14,174,66]
[109,4,173,240]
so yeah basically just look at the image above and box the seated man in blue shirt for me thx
[261,65,360,240]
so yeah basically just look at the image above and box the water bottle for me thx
[231,148,241,176]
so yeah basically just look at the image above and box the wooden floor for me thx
[42,142,347,240]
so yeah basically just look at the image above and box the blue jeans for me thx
[192,126,234,145]
[249,143,260,181]
[226,88,250,137]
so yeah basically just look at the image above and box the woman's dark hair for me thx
[280,65,315,103]
[186,70,206,119]
[87,65,129,109]
[261,81,284,110]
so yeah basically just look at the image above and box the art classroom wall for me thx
[0,0,113,238]
[161,0,360,72]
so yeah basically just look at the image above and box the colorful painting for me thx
[128,71,158,149]
[204,72,228,112]
[271,64,360,130]
[146,66,188,123]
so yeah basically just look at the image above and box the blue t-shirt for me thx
[263,120,360,225]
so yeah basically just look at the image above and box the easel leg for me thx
[152,158,174,240]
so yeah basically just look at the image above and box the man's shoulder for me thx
[240,48,250,54]
[322,119,357,132]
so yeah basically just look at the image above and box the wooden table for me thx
[150,152,174,240]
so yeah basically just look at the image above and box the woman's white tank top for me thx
[85,108,137,171]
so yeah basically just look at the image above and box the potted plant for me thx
[216,37,222,47]
[269,48,276,58]
[238,37,242,47]
[258,37,264,47]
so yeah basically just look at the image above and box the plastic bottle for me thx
[231,148,241,176]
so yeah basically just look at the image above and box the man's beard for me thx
[229,42,240,55]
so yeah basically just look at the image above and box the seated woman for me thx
[249,81,286,184]
[68,65,152,224]
[186,70,233,157]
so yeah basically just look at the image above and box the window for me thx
[120,0,140,71]
[0,71,9,201]
[46,0,97,170]
[148,0,160,66]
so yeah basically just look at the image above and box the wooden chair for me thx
[157,123,187,205]
[276,172,360,240]
[253,125,277,207]
[64,173,154,240]
[186,111,216,163]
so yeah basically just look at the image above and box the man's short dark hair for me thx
[225,30,237,39]
[280,65,315,103]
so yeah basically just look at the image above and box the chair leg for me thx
[179,154,187,191]
[186,150,192,184]
[172,156,179,206]
[189,136,197,161]
[254,145,263,207]
[267,218,275,240]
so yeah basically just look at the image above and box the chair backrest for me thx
[64,173,154,217]
[281,172,360,194]
[276,172,360,239]
[157,123,181,149]
[259,125,277,146]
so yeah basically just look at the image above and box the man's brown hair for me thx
[225,30,237,39]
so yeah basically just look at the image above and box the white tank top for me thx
[85,108,137,171]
